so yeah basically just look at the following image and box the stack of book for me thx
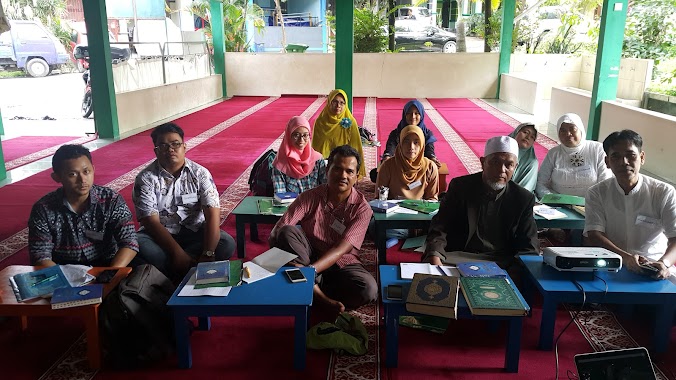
[457,261,529,317]
[274,192,297,204]
[398,200,440,215]
[194,260,242,289]
[405,273,459,319]
[368,199,400,213]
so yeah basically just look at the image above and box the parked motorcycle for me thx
[73,45,131,119]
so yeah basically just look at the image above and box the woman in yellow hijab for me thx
[312,89,366,177]
[375,125,439,201]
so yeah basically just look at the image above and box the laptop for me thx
[574,347,657,380]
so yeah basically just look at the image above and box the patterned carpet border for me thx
[469,98,559,150]
[570,307,672,380]
[5,135,97,171]
[419,98,482,174]
[0,97,279,263]
[38,334,96,380]
[328,97,380,380]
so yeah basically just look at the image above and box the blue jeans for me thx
[137,227,235,278]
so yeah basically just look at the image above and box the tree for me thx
[189,0,265,53]
[623,0,676,62]
[4,0,71,52]
[327,6,388,53]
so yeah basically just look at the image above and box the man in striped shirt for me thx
[270,145,377,313]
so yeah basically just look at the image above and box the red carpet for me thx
[2,135,96,171]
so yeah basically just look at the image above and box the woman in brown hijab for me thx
[375,125,439,201]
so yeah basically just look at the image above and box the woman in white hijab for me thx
[536,113,612,198]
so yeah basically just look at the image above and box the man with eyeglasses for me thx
[28,144,139,267]
[133,122,235,279]
[269,145,377,314]
[423,136,539,272]
[585,130,676,279]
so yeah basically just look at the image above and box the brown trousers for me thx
[271,225,377,310]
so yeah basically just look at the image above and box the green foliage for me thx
[327,7,388,53]
[648,58,676,95]
[623,0,676,62]
[465,13,484,36]
[189,0,265,52]
[0,70,26,79]
[544,13,583,54]
[4,0,71,53]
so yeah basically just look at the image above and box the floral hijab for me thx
[311,89,365,177]
[273,116,323,179]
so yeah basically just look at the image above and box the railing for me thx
[262,9,319,27]
[109,41,212,93]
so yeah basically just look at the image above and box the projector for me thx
[543,247,622,272]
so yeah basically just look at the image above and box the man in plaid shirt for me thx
[270,145,377,313]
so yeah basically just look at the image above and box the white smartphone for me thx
[285,268,307,283]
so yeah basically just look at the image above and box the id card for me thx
[408,180,422,190]
[636,215,660,227]
[331,219,346,235]
[181,193,198,204]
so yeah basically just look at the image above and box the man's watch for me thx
[202,250,215,258]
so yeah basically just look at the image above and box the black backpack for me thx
[99,264,177,368]
[248,149,277,196]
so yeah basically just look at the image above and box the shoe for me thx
[386,238,399,249]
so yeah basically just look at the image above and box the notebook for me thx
[51,284,103,309]
[574,347,657,380]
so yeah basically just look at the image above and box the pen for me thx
[32,274,58,287]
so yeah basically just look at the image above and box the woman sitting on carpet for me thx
[272,116,326,194]
[370,99,440,183]
[373,125,439,242]
[507,122,539,192]
[311,89,366,177]
[536,113,612,198]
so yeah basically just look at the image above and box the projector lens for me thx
[597,259,607,267]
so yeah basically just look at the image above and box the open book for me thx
[400,262,458,279]
[242,247,298,284]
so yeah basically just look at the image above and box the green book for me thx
[540,193,585,207]
[193,260,243,289]
[399,200,440,215]
[459,277,529,317]
[257,198,288,216]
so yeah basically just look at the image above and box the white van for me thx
[395,6,434,26]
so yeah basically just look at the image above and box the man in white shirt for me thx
[585,130,676,279]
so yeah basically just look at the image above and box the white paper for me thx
[61,265,96,286]
[178,273,232,297]
[393,207,418,214]
[399,263,457,279]
[533,204,567,220]
[251,247,298,273]
[242,261,276,284]
[414,242,427,253]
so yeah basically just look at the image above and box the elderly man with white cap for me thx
[536,113,612,198]
[422,136,539,270]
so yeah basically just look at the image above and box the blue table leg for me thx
[293,306,308,370]
[504,317,522,373]
[236,216,245,258]
[198,316,211,331]
[174,313,192,369]
[653,302,674,353]
[376,222,387,264]
[539,296,557,350]
[385,304,399,368]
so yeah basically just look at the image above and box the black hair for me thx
[517,122,538,137]
[328,145,361,172]
[602,129,643,154]
[52,144,92,173]
[151,122,185,146]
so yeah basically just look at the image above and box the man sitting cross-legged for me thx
[585,129,676,279]
[269,145,378,313]
[28,144,138,267]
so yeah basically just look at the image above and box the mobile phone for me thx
[285,268,307,283]
[640,263,660,273]
[96,269,119,284]
[386,284,403,301]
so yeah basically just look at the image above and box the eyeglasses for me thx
[331,100,346,107]
[155,142,184,151]
[291,133,310,140]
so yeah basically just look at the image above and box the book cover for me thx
[195,260,230,285]
[51,284,103,309]
[10,265,71,302]
[540,193,585,206]
[368,199,400,213]
[274,192,297,203]
[257,198,288,216]
[194,260,243,289]
[405,273,459,319]
[459,277,528,317]
[399,200,440,215]
[457,262,507,278]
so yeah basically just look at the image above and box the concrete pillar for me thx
[210,0,227,98]
[496,0,515,98]
[334,0,354,110]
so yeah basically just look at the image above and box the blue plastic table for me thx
[379,265,529,372]
[167,267,315,370]
[519,255,676,353]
